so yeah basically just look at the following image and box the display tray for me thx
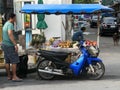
[49,47,80,53]
[26,47,80,54]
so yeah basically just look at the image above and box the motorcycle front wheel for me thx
[87,62,105,80]
[37,60,56,80]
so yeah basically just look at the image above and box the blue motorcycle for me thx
[36,41,105,80]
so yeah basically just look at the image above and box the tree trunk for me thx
[65,15,73,40]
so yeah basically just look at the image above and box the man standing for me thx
[72,27,86,42]
[2,13,22,81]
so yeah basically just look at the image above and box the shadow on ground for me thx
[0,72,120,89]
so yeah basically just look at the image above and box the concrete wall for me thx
[43,0,64,40]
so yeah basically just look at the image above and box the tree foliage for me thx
[73,0,95,4]
[102,0,113,6]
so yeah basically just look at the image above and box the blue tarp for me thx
[20,4,114,14]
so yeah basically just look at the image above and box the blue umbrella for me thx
[21,4,114,14]
[21,4,114,47]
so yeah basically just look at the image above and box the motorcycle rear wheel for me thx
[87,62,105,80]
[37,60,56,80]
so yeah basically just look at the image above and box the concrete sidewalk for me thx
[0,63,36,76]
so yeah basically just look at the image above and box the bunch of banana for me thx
[49,38,55,45]
[26,14,30,22]
[30,34,46,48]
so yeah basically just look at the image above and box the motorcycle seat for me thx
[38,50,70,60]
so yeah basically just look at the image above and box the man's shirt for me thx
[72,30,84,41]
[2,21,14,46]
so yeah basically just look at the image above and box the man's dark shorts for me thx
[1,44,19,64]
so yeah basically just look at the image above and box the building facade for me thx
[0,0,14,16]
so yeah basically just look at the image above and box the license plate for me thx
[111,26,115,28]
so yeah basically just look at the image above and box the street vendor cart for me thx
[20,3,113,80]
[0,4,114,76]
[19,4,114,79]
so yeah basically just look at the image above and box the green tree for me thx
[102,0,113,6]
[73,0,95,4]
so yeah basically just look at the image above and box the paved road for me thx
[0,27,120,90]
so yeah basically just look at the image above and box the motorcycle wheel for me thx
[87,62,105,80]
[37,60,56,80]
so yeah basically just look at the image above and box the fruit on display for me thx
[49,38,78,48]
[85,40,97,46]
[52,40,61,47]
[58,40,72,48]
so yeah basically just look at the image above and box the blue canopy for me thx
[20,4,114,14]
